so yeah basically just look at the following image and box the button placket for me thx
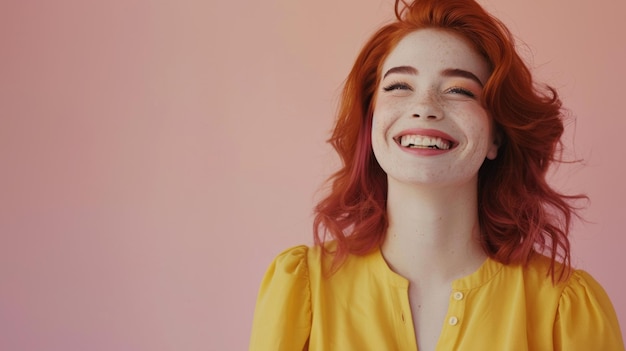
[437,290,468,349]
[447,290,465,327]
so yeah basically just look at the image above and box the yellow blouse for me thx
[250,245,624,351]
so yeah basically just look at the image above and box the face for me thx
[371,28,499,188]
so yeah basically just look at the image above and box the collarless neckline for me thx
[370,246,504,291]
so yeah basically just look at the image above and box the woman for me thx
[250,0,624,350]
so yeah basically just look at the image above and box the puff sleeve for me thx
[249,246,311,351]
[554,270,625,350]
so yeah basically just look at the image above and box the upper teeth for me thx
[399,135,451,150]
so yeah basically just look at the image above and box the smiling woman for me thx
[372,29,497,188]
[249,0,625,350]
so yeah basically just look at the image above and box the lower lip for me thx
[397,143,453,156]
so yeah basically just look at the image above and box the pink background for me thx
[1,0,625,349]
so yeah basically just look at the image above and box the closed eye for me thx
[383,82,413,92]
[446,86,476,98]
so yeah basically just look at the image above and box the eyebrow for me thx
[382,66,418,79]
[441,68,484,87]
[382,66,484,87]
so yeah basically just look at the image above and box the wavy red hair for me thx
[313,0,583,281]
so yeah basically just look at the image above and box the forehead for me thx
[381,28,490,83]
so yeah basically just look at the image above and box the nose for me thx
[411,90,443,120]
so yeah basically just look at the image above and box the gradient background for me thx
[1,0,625,350]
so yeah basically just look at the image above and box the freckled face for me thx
[371,28,499,188]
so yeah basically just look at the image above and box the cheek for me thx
[370,113,387,153]
[370,108,398,169]
[457,107,492,141]
[371,103,390,138]
[371,98,401,132]
[467,124,496,162]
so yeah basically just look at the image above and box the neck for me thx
[381,178,487,284]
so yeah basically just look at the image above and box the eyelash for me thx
[382,82,412,92]
[446,87,475,98]
[382,83,476,98]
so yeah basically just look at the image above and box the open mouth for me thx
[397,135,453,150]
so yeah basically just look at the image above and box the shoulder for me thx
[260,242,384,293]
[264,243,331,275]
[508,253,619,305]
[556,267,619,323]
[495,254,620,316]
[249,245,314,350]
[486,255,624,349]
[517,254,624,349]
[254,245,312,296]
[554,268,625,349]
[518,253,616,299]
[270,245,310,273]
[250,243,367,350]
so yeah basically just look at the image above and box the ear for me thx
[486,130,501,160]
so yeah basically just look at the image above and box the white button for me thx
[449,316,459,326]
[453,292,464,300]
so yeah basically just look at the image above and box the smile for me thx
[398,135,453,150]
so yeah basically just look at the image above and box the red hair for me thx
[313,0,583,281]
